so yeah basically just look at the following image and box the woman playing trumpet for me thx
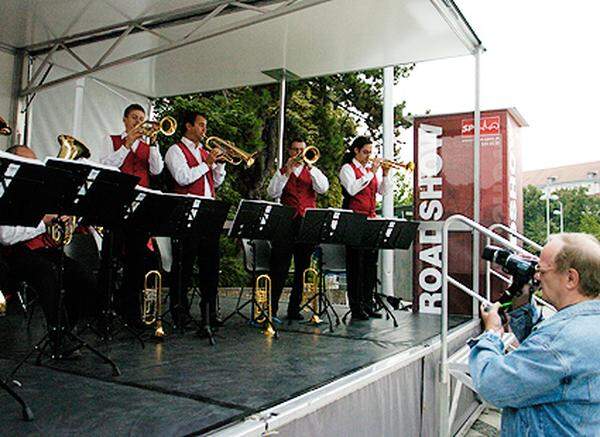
[339,136,394,320]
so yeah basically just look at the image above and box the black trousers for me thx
[268,218,314,317]
[345,246,378,313]
[0,252,8,292]
[6,246,99,329]
[113,231,157,323]
[170,234,220,321]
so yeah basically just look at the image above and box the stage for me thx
[0,297,475,436]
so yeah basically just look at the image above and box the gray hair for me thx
[550,233,600,297]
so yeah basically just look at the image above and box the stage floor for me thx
[0,297,467,436]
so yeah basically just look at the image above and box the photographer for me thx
[469,233,600,436]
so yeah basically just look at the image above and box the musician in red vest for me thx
[267,139,329,321]
[0,146,98,342]
[100,104,163,327]
[339,136,392,320]
[164,110,226,329]
[100,103,164,186]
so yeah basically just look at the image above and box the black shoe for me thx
[351,309,370,321]
[209,316,224,327]
[364,308,383,319]
[287,313,304,321]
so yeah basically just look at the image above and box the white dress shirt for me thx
[267,164,329,199]
[0,221,45,246]
[339,158,392,197]
[164,136,226,198]
[100,132,164,175]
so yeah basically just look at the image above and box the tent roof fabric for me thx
[1,0,482,98]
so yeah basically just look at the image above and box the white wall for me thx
[29,64,150,161]
[0,50,14,150]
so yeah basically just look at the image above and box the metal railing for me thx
[439,215,540,437]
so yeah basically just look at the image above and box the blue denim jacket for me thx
[469,300,600,436]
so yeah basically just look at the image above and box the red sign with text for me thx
[412,109,526,315]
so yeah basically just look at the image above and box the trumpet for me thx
[205,136,258,167]
[254,274,276,337]
[141,270,165,339]
[368,157,415,171]
[0,290,6,316]
[133,116,177,142]
[294,146,320,166]
[0,115,11,136]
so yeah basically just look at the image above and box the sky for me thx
[396,0,600,171]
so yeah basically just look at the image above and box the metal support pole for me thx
[472,48,481,317]
[559,202,564,233]
[381,66,395,296]
[545,183,551,241]
[72,78,85,138]
[277,75,286,168]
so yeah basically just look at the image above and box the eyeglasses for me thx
[535,264,555,275]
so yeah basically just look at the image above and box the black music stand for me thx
[349,217,420,327]
[225,200,295,336]
[9,158,124,381]
[167,194,230,345]
[297,208,366,331]
[46,158,141,349]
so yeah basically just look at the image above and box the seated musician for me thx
[100,103,162,327]
[266,139,329,320]
[339,136,392,320]
[0,146,99,342]
[164,110,226,330]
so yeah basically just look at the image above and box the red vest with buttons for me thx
[24,232,60,251]
[280,166,317,217]
[111,135,151,188]
[343,162,378,218]
[172,142,215,198]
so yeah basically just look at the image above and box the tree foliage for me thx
[523,185,600,244]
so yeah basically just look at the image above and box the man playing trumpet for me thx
[100,103,162,328]
[267,139,329,321]
[165,110,226,331]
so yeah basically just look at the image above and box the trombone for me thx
[302,267,322,324]
[205,136,258,168]
[133,116,177,142]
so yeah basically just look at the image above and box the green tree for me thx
[523,185,600,244]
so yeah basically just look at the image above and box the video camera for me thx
[482,245,539,303]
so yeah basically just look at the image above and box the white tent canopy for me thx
[1,0,480,99]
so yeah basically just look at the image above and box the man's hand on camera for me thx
[480,302,505,335]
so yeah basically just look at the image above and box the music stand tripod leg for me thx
[374,293,398,327]
[0,377,34,421]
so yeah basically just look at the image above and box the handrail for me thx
[439,215,540,437]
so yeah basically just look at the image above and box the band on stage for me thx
[0,105,411,349]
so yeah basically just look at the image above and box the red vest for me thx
[111,135,151,188]
[24,232,60,251]
[280,166,317,217]
[172,143,215,198]
[344,162,378,218]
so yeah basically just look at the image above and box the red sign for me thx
[461,116,500,136]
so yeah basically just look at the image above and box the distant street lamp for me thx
[540,176,558,240]
[553,199,564,233]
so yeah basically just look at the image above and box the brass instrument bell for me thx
[134,116,177,142]
[368,157,415,171]
[205,136,258,168]
[296,146,320,166]
[57,135,91,160]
